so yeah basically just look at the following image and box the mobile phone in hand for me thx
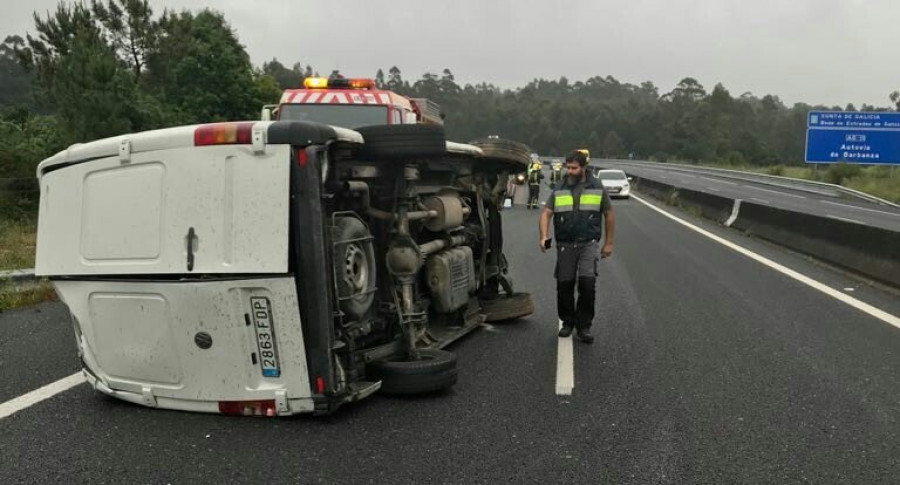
[543,238,552,249]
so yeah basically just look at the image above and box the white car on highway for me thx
[594,169,632,198]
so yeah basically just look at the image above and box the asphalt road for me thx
[596,161,900,231]
[2,189,900,484]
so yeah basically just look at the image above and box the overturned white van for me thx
[36,120,534,416]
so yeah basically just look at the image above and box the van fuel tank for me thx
[425,246,476,313]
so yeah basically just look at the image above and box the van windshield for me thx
[278,104,389,128]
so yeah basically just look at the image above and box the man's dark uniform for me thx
[545,172,612,332]
[527,168,543,209]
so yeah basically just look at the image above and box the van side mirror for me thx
[261,104,278,121]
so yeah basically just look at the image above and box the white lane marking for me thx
[632,195,900,329]
[744,185,807,199]
[702,177,738,185]
[556,320,574,396]
[0,372,84,420]
[706,187,721,192]
[826,215,868,225]
[725,199,743,227]
[821,200,900,217]
[749,198,770,204]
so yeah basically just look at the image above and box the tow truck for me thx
[261,77,444,127]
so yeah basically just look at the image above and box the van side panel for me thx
[36,144,291,276]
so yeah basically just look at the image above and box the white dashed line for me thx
[749,198,770,204]
[632,195,900,329]
[556,320,574,396]
[702,177,738,185]
[744,185,806,199]
[826,215,868,225]
[706,187,721,192]
[820,200,900,217]
[0,372,84,420]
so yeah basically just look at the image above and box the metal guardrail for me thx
[629,175,900,288]
[593,158,900,209]
[0,269,36,284]
[537,155,898,208]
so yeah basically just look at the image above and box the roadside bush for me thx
[723,151,747,167]
[824,163,862,185]
[765,165,785,176]
[651,152,669,163]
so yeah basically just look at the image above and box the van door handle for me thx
[186,227,195,272]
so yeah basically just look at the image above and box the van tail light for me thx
[218,399,277,417]
[194,122,254,146]
[315,376,325,394]
[297,149,307,167]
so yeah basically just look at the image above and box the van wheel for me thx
[368,349,458,395]
[480,292,534,322]
[356,124,447,160]
[468,138,533,169]
[332,216,376,321]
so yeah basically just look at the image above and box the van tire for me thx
[356,124,447,160]
[468,138,533,168]
[480,292,534,322]
[332,216,376,321]
[368,349,458,395]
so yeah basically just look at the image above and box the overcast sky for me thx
[3,0,897,108]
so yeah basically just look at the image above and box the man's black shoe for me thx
[558,325,574,338]
[576,328,594,343]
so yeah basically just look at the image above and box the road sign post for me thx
[805,111,900,165]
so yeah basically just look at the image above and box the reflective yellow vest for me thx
[552,185,605,242]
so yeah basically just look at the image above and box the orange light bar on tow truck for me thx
[302,77,376,90]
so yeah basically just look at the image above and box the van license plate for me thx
[250,297,281,377]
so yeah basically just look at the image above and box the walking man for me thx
[526,159,544,209]
[538,150,615,343]
[549,161,563,186]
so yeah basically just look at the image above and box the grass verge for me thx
[0,280,57,313]
[0,218,37,271]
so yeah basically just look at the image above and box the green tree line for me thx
[2,1,898,217]
[0,0,280,217]
[382,69,896,165]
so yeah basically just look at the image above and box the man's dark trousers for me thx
[555,241,598,329]
[528,183,540,208]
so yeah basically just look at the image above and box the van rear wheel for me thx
[356,124,447,160]
[368,349,458,395]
